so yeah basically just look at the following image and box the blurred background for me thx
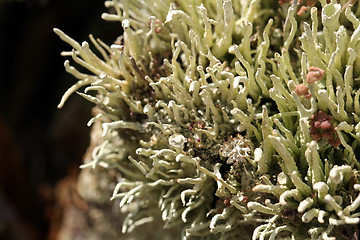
[0,0,121,239]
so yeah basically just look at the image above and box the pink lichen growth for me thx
[328,138,341,149]
[279,0,318,7]
[154,19,163,33]
[309,111,341,148]
[241,196,249,203]
[149,19,163,33]
[238,192,249,203]
[280,0,316,15]
[297,6,309,16]
[189,121,205,131]
[294,83,312,98]
[223,198,231,207]
[198,121,205,129]
[294,66,326,99]
[307,67,325,84]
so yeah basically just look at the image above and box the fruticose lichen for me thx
[55,0,360,239]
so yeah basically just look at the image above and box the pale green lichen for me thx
[56,0,360,239]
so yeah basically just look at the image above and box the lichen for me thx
[55,0,360,239]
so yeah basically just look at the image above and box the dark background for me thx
[0,0,121,239]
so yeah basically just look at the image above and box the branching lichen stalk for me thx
[56,0,360,239]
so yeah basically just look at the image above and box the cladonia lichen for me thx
[55,0,360,239]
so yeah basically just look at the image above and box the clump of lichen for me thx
[55,0,360,239]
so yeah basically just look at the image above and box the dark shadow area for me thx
[0,0,121,239]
